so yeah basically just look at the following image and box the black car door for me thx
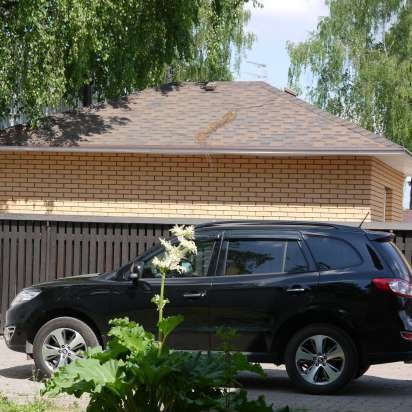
[109,236,218,350]
[208,229,319,355]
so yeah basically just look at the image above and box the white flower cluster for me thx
[170,225,195,240]
[151,294,170,312]
[152,225,197,274]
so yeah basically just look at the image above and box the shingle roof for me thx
[0,81,406,154]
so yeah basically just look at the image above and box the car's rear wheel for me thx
[33,317,99,377]
[285,324,358,394]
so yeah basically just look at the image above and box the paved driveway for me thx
[0,338,411,411]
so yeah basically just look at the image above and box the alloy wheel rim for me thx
[42,328,86,372]
[295,334,345,385]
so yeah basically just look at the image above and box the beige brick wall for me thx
[0,152,404,222]
[370,158,404,222]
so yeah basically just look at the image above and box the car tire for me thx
[33,316,99,377]
[285,324,358,394]
[354,363,370,379]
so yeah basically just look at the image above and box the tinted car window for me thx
[143,240,215,278]
[376,241,412,281]
[285,241,309,273]
[306,235,362,271]
[224,240,308,276]
[367,245,384,270]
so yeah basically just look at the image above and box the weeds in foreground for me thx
[0,394,80,412]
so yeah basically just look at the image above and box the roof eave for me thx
[0,144,406,156]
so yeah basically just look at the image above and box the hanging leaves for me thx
[0,0,255,126]
[287,0,412,149]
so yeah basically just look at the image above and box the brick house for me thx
[0,81,411,223]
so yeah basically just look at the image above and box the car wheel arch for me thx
[271,311,365,365]
[27,308,103,347]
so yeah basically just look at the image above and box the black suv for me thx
[5,221,412,394]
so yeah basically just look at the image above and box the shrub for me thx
[44,317,276,412]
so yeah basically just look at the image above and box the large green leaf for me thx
[43,358,124,397]
[108,317,154,356]
[158,315,184,341]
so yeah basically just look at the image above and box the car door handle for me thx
[286,287,307,293]
[183,291,207,299]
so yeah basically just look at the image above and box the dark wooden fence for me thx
[1,215,412,329]
[0,217,172,328]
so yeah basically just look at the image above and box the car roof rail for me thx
[195,220,358,231]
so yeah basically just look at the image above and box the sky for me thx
[236,0,329,88]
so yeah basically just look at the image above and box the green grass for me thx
[0,396,48,412]
[0,395,306,412]
[0,395,80,412]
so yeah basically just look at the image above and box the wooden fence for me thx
[1,215,412,329]
[0,217,172,328]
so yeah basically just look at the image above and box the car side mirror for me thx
[130,262,144,285]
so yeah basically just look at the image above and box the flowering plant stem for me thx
[158,267,167,353]
[151,225,197,355]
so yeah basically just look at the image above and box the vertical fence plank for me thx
[72,223,82,276]
[121,225,130,266]
[64,223,74,277]
[96,224,106,273]
[1,222,11,329]
[32,222,41,286]
[88,223,97,274]
[47,222,57,281]
[8,222,18,305]
[105,225,114,272]
[56,222,66,278]
[39,222,48,283]
[130,225,138,260]
[79,223,90,275]
[16,221,26,293]
[25,224,33,288]
[113,224,122,270]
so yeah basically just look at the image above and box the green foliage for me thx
[287,0,412,149]
[43,318,275,412]
[0,0,255,125]
[170,1,257,82]
[158,314,184,342]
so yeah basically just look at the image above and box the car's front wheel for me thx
[33,316,99,377]
[285,324,358,394]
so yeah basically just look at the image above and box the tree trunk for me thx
[82,84,93,107]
